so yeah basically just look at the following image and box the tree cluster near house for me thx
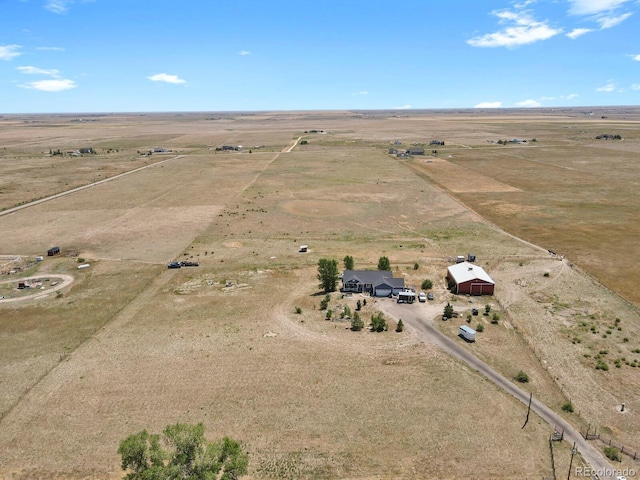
[377,256,390,271]
[317,258,339,293]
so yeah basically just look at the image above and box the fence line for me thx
[580,427,639,461]
[547,434,557,480]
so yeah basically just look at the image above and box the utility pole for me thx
[567,442,577,480]
[522,392,533,429]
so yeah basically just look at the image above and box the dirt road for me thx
[380,300,616,479]
[0,155,185,218]
[0,274,74,303]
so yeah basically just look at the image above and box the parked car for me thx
[418,292,426,302]
[167,262,181,269]
[472,308,479,316]
[427,292,434,300]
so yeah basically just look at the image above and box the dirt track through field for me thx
[0,274,74,303]
[0,155,184,218]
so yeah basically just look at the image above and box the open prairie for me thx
[0,109,639,479]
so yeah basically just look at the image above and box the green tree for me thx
[343,255,354,271]
[421,279,433,290]
[377,256,391,271]
[118,423,248,480]
[317,258,339,293]
[562,401,574,413]
[351,312,364,331]
[485,304,491,315]
[515,371,529,383]
[370,312,387,332]
[443,303,454,319]
[396,319,404,332]
[319,294,330,311]
[356,299,362,311]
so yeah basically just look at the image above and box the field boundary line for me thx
[0,155,185,217]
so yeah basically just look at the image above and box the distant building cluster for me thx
[595,134,622,140]
[388,140,444,157]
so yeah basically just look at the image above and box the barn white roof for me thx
[447,262,494,285]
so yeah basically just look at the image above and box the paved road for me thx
[380,301,616,479]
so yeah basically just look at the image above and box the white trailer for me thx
[459,325,476,342]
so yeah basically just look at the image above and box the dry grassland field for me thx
[0,109,639,479]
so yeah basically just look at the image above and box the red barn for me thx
[447,262,495,296]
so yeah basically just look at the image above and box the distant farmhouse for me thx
[216,145,243,151]
[407,147,424,155]
[447,262,495,296]
[341,270,405,297]
[595,134,622,140]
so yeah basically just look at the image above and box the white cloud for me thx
[567,0,633,30]
[467,9,562,48]
[147,73,187,85]
[17,66,61,77]
[631,84,640,90]
[568,0,629,16]
[0,44,22,61]
[516,99,542,107]
[567,28,592,38]
[393,105,412,109]
[37,46,65,51]
[540,93,579,101]
[631,54,640,61]
[352,91,368,96]
[596,81,615,92]
[474,102,502,108]
[19,79,76,91]
[596,12,632,28]
[239,50,252,56]
[45,0,71,14]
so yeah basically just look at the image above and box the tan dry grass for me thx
[1,109,639,479]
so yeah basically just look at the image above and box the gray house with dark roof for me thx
[341,270,405,297]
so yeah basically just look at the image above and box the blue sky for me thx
[1,0,639,113]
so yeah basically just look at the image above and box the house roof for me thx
[343,270,393,285]
[374,277,405,289]
[447,262,494,285]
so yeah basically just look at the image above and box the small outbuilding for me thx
[447,262,495,296]
[47,246,61,256]
[299,245,308,253]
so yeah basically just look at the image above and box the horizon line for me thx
[2,105,640,116]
